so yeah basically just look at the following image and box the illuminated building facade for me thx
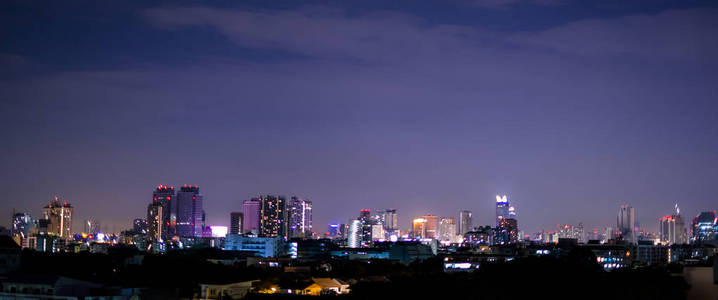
[459,210,472,235]
[347,220,362,248]
[242,198,261,235]
[494,218,518,245]
[495,195,509,226]
[42,196,73,240]
[133,218,147,234]
[380,209,399,234]
[438,217,457,242]
[421,214,438,239]
[175,185,204,238]
[288,197,312,238]
[412,217,426,239]
[11,212,33,246]
[617,205,636,243]
[146,202,163,243]
[691,211,717,244]
[152,185,175,240]
[358,209,372,246]
[230,212,243,235]
[259,195,287,238]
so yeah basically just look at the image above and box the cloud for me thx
[510,8,718,61]
[142,6,489,64]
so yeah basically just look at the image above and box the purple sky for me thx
[1,1,718,235]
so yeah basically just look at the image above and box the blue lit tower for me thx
[495,195,510,226]
[175,185,203,238]
[691,211,717,244]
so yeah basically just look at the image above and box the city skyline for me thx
[2,1,718,237]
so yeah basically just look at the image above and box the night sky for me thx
[2,0,717,235]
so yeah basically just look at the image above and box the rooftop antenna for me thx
[674,204,680,215]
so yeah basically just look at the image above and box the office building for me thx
[42,196,73,240]
[438,217,457,243]
[133,218,147,235]
[412,217,427,239]
[242,198,261,235]
[691,211,717,244]
[175,185,203,238]
[146,202,163,243]
[380,209,399,233]
[224,234,285,257]
[358,209,372,246]
[495,195,510,226]
[421,214,438,239]
[152,185,175,240]
[659,204,687,245]
[11,212,33,247]
[347,220,362,248]
[288,197,312,238]
[494,218,518,245]
[259,195,287,238]
[230,212,243,235]
[327,223,340,238]
[617,205,636,243]
[459,210,472,235]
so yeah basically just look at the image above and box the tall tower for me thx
[347,220,362,248]
[175,185,203,238]
[617,205,636,243]
[459,210,472,235]
[381,209,399,233]
[358,209,372,246]
[287,197,312,238]
[229,212,243,235]
[12,212,33,246]
[421,214,439,239]
[438,217,457,242]
[43,196,73,240]
[495,195,509,226]
[242,198,261,235]
[152,185,175,240]
[259,195,287,238]
[147,202,163,243]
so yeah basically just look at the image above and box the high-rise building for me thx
[347,220,362,248]
[495,195,510,226]
[133,218,148,234]
[146,202,163,243]
[557,223,585,243]
[691,211,717,244]
[259,195,287,238]
[438,217,457,242]
[421,214,438,239]
[617,205,636,243]
[371,224,385,241]
[230,212,243,235]
[152,185,175,240]
[494,218,518,245]
[242,198,261,235]
[412,217,427,239]
[380,209,399,233]
[175,185,203,238]
[12,212,33,246]
[288,197,312,238]
[43,196,73,240]
[459,210,472,235]
[659,204,687,245]
[327,223,340,238]
[358,209,372,246]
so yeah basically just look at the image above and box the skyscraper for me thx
[358,209,372,246]
[421,214,438,239]
[412,217,427,239]
[459,210,472,235]
[438,217,457,242]
[43,196,73,240]
[347,220,362,248]
[175,185,203,238]
[287,197,312,238]
[12,212,33,246]
[494,218,518,245]
[495,195,510,226]
[152,185,175,240]
[259,195,287,238]
[146,202,163,243]
[617,205,636,243]
[691,211,717,244]
[230,212,243,235]
[242,198,261,235]
[380,209,399,234]
[84,219,100,233]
